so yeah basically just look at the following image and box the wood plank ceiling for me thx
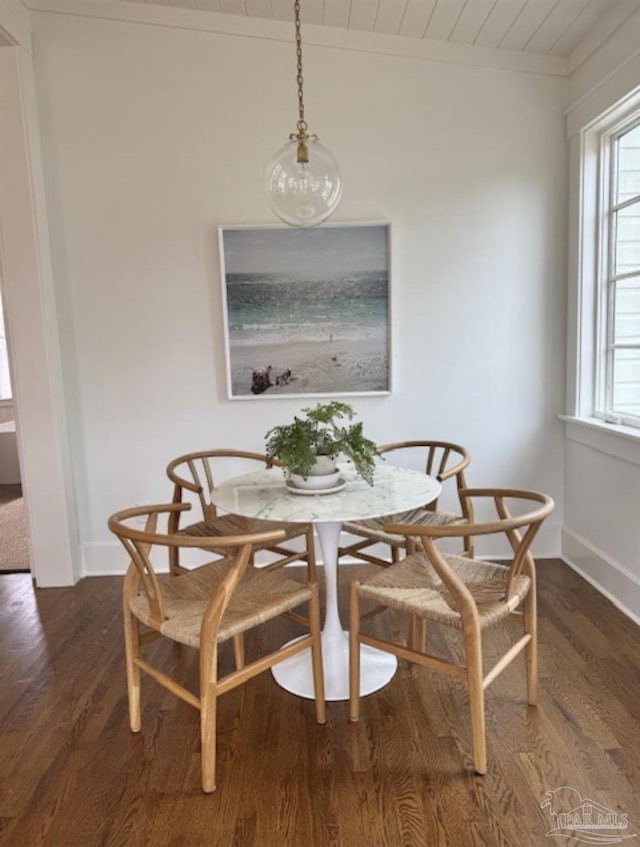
[120,0,640,58]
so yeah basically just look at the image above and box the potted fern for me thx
[265,401,377,490]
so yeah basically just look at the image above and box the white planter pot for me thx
[289,455,340,490]
[306,455,338,476]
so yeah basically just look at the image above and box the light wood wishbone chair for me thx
[166,449,317,578]
[348,488,554,775]
[339,440,474,566]
[108,502,325,793]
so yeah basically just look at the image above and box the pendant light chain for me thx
[294,0,307,136]
[264,0,342,225]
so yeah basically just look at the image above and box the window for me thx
[598,121,640,425]
[576,100,640,433]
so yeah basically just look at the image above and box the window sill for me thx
[560,415,640,467]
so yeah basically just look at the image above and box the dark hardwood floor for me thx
[1,560,639,846]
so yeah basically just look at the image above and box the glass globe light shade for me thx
[265,136,343,227]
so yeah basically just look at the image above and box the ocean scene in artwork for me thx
[226,271,388,346]
[220,225,390,398]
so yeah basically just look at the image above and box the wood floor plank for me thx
[1,560,640,846]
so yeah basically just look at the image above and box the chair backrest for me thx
[108,503,285,634]
[384,488,554,608]
[377,440,472,517]
[166,450,273,523]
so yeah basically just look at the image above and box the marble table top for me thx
[211,461,441,524]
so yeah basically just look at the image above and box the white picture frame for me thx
[218,222,392,400]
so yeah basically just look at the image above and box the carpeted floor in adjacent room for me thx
[0,484,30,572]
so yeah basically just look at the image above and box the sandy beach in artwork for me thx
[230,336,388,396]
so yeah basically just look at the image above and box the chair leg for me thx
[308,585,326,725]
[523,587,538,706]
[232,634,245,670]
[463,623,486,774]
[412,616,426,653]
[200,687,218,793]
[406,613,415,649]
[168,545,180,577]
[123,606,141,732]
[349,581,361,721]
[200,643,218,794]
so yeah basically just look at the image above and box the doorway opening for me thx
[0,289,28,573]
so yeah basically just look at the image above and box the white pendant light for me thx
[265,0,342,227]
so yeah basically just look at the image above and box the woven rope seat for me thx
[356,552,531,630]
[130,560,312,648]
[343,508,464,547]
[176,513,305,549]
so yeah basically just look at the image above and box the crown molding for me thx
[0,0,31,50]
[568,0,640,76]
[565,3,640,137]
[27,0,568,77]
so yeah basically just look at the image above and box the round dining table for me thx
[210,461,441,701]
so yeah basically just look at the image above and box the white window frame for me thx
[598,116,640,426]
[575,97,640,433]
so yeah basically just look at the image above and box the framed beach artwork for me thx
[218,223,391,399]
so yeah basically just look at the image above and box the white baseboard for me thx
[561,527,640,626]
[81,542,123,576]
[81,542,211,576]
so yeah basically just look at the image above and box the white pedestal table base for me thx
[271,629,397,702]
[271,520,398,701]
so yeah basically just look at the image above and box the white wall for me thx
[30,7,568,575]
[564,5,640,623]
[0,43,78,585]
